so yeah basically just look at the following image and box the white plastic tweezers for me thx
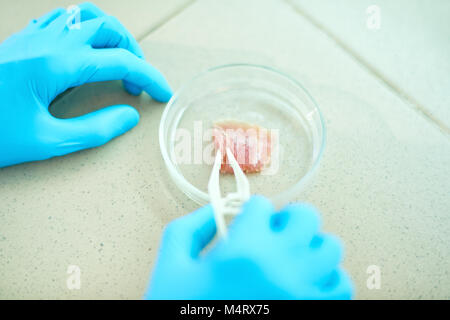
[208,148,250,238]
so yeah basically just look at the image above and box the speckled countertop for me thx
[0,0,449,299]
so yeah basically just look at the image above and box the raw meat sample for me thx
[212,120,272,174]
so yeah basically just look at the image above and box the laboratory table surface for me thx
[0,0,449,299]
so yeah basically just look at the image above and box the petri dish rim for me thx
[159,63,326,206]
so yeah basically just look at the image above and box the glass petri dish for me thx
[159,64,325,206]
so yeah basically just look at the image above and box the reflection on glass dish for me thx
[159,64,325,206]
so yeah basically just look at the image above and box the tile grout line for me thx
[284,0,450,136]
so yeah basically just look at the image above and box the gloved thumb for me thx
[160,205,217,260]
[48,105,139,156]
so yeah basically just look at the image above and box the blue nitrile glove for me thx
[0,2,172,168]
[145,195,354,300]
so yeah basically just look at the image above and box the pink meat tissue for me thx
[212,120,272,174]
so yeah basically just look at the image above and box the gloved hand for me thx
[145,196,353,300]
[0,3,172,168]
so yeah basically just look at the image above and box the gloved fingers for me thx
[45,3,105,31]
[298,233,343,281]
[162,205,217,259]
[74,48,172,102]
[32,4,108,32]
[310,268,354,300]
[309,234,343,268]
[80,15,145,96]
[78,2,107,21]
[273,203,321,246]
[49,105,139,155]
[80,15,144,58]
[33,8,66,29]
[229,195,275,235]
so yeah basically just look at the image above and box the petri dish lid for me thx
[159,64,325,207]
